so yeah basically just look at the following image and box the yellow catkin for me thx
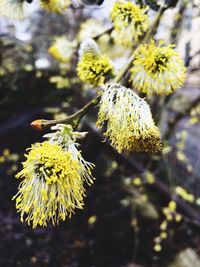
[97,83,161,153]
[13,142,88,228]
[110,0,149,47]
[130,40,186,95]
[77,38,113,86]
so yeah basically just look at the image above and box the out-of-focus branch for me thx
[170,0,188,44]
[163,95,200,140]
[145,0,179,11]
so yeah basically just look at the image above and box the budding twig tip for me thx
[31,120,45,131]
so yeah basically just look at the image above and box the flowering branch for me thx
[31,4,166,131]
[113,5,166,84]
[11,0,192,232]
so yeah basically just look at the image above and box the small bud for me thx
[31,120,46,131]
[78,38,100,58]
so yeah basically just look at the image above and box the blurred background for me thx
[0,1,200,266]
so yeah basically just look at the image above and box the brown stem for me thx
[170,0,188,44]
[31,95,101,131]
[142,6,165,43]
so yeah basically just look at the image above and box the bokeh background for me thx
[0,1,200,266]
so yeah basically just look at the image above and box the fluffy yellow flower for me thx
[130,40,186,95]
[48,37,77,63]
[97,83,161,153]
[77,19,107,42]
[0,0,26,19]
[77,38,113,86]
[44,124,95,186]
[40,0,71,13]
[110,0,149,47]
[14,138,94,228]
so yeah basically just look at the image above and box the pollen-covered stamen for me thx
[43,124,95,186]
[145,53,169,73]
[34,162,62,184]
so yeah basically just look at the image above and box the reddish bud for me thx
[31,120,45,131]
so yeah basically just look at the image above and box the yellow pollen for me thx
[13,142,87,228]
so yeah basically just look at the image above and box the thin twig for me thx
[31,95,101,131]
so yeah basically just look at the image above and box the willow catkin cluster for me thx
[97,83,161,153]
[77,38,113,86]
[130,40,186,95]
[13,125,94,228]
[110,0,149,47]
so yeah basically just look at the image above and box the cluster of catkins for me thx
[0,0,186,227]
